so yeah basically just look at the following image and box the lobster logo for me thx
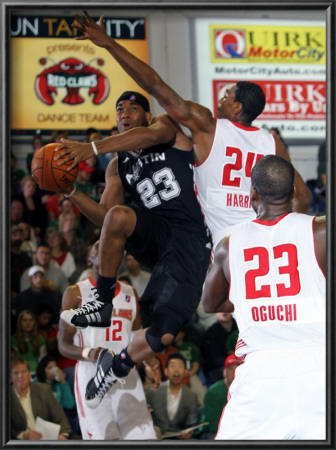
[35,57,110,105]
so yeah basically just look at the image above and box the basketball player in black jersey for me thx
[58,91,211,407]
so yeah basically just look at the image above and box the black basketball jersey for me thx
[117,144,207,233]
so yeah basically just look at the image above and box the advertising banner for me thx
[10,15,149,132]
[210,23,325,64]
[195,19,326,140]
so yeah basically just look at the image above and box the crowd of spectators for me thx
[10,128,248,440]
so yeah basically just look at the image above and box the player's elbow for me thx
[57,340,66,357]
[57,339,71,360]
[202,294,234,314]
[293,189,313,213]
[202,296,217,314]
[203,304,217,314]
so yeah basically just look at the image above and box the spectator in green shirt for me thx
[11,310,47,376]
[35,355,75,410]
[34,355,80,437]
[75,162,98,201]
[226,329,239,355]
[201,355,243,439]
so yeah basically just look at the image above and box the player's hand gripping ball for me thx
[31,143,78,192]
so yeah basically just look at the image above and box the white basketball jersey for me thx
[73,279,157,441]
[193,119,276,248]
[73,279,137,354]
[228,213,325,356]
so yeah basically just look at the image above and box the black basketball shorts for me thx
[125,204,211,329]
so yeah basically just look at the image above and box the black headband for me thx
[116,91,150,112]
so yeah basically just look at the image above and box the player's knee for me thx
[145,329,166,353]
[161,333,174,347]
[145,328,176,352]
[104,205,134,234]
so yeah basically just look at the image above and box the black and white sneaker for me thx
[60,288,113,328]
[85,349,125,409]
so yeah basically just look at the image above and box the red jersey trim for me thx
[114,281,121,296]
[194,119,260,168]
[231,120,259,131]
[193,119,218,167]
[253,212,289,226]
[88,278,96,287]
[235,339,247,351]
[75,362,86,419]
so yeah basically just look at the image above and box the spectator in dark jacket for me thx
[200,312,238,386]
[14,265,61,326]
[11,357,71,440]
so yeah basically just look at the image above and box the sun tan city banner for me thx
[10,16,149,131]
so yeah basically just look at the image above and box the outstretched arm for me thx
[72,11,215,162]
[55,114,186,170]
[292,169,313,213]
[61,157,125,227]
[275,137,312,213]
[201,237,234,314]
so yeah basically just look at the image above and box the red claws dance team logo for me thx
[214,29,246,59]
[35,57,110,105]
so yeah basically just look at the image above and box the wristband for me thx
[81,347,91,360]
[91,141,99,156]
[63,185,77,199]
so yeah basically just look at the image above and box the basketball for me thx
[31,142,78,192]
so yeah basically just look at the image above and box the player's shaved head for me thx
[251,155,294,203]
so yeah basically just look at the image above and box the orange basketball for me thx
[31,143,78,192]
